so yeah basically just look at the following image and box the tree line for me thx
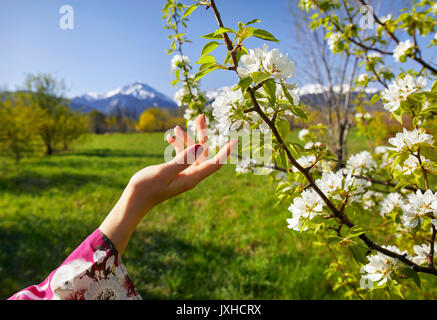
[0,74,186,164]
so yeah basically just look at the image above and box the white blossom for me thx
[293,155,317,172]
[357,73,368,83]
[262,47,296,79]
[388,128,434,152]
[393,40,414,62]
[343,174,371,203]
[362,190,384,210]
[396,154,431,175]
[380,193,404,217]
[237,48,263,78]
[381,75,425,112]
[315,171,343,199]
[401,190,437,229]
[171,54,190,70]
[287,189,324,231]
[328,32,342,52]
[211,86,244,135]
[411,243,431,265]
[235,158,257,174]
[376,65,393,77]
[361,245,407,286]
[380,14,392,24]
[174,87,189,107]
[298,129,309,141]
[346,151,376,175]
[354,112,371,120]
[367,52,381,60]
[304,141,322,149]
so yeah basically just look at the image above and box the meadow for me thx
[0,130,395,299]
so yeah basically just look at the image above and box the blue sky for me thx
[0,0,435,99]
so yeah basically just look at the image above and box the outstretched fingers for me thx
[167,139,237,194]
[161,144,204,181]
[167,134,184,154]
[194,114,209,164]
[174,125,194,149]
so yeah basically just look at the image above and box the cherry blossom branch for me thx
[416,147,429,190]
[206,0,437,277]
[364,53,388,89]
[316,0,437,74]
[352,174,431,194]
[428,226,436,268]
[170,10,197,101]
[209,0,238,70]
[356,0,437,74]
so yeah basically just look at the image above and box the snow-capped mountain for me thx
[70,81,178,116]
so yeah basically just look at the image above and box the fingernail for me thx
[194,144,204,159]
[194,144,203,158]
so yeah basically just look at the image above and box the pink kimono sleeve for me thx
[8,229,142,300]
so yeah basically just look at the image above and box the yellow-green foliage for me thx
[0,92,42,163]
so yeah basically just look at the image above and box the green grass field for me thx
[0,130,405,299]
[0,131,347,299]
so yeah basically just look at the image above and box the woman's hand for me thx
[99,114,237,255]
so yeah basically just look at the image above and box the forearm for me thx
[99,184,153,256]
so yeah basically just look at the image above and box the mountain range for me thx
[68,81,380,118]
[70,81,178,116]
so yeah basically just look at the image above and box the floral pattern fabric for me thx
[8,229,141,300]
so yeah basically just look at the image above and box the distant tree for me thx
[105,115,118,132]
[136,107,186,132]
[88,110,107,134]
[114,105,128,132]
[57,108,88,150]
[25,73,88,155]
[25,74,68,155]
[289,6,363,167]
[123,116,136,132]
[135,110,157,132]
[0,92,41,163]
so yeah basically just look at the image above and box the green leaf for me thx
[244,19,261,26]
[327,236,341,245]
[349,245,368,265]
[194,65,218,82]
[182,5,198,19]
[201,32,224,40]
[214,27,236,35]
[370,93,380,104]
[236,77,252,93]
[399,267,421,289]
[196,55,216,65]
[347,225,366,238]
[201,41,220,56]
[263,79,277,105]
[431,80,437,94]
[390,284,405,299]
[290,105,308,121]
[199,62,216,71]
[391,108,403,124]
[277,118,290,139]
[251,71,271,85]
[279,149,288,171]
[280,82,296,105]
[251,29,280,42]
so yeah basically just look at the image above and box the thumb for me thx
[161,144,204,179]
